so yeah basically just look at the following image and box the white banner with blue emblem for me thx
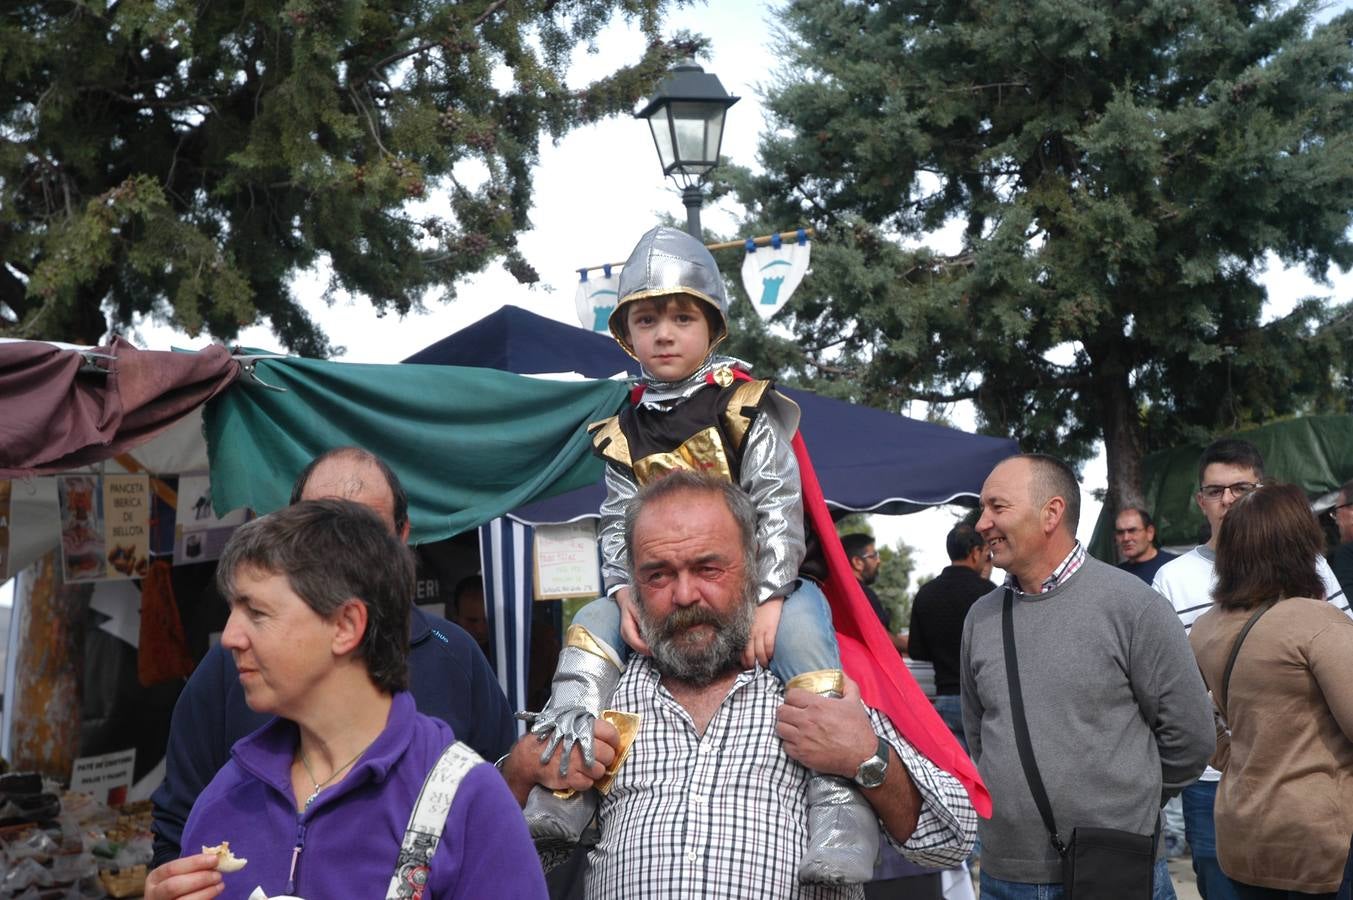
[741,230,811,320]
[574,264,623,333]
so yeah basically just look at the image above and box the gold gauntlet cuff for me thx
[563,624,623,669]
[786,668,845,698]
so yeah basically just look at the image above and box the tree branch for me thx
[350,86,393,158]
[805,359,856,377]
[891,385,983,403]
[360,0,507,79]
[941,81,1029,94]
[84,86,221,112]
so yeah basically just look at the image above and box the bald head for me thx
[291,448,411,543]
[1023,454,1081,536]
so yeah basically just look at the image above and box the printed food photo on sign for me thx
[59,474,106,581]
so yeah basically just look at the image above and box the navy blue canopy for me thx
[404,306,1016,522]
[404,304,639,378]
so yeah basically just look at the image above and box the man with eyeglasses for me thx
[1330,478,1353,597]
[1115,506,1177,584]
[1152,438,1350,899]
[842,533,908,654]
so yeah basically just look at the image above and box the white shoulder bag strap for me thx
[385,741,484,900]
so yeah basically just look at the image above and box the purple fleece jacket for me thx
[180,692,545,899]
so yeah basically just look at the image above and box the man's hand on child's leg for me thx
[744,596,785,669]
[615,586,652,656]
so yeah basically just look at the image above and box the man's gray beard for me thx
[637,590,755,687]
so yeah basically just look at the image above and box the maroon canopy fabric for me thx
[0,337,239,476]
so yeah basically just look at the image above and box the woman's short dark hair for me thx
[1213,483,1326,610]
[216,499,413,692]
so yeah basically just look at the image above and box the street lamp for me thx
[635,59,740,237]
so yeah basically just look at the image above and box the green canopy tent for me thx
[1088,414,1353,561]
[204,356,628,542]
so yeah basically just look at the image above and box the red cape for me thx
[792,429,991,817]
[633,376,992,817]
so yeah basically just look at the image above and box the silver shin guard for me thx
[524,784,599,844]
[798,773,881,884]
[783,669,880,883]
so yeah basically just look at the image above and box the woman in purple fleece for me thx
[145,499,546,900]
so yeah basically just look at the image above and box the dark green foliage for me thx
[1,0,699,353]
[728,0,1353,508]
[873,541,916,630]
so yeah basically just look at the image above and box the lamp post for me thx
[635,60,740,237]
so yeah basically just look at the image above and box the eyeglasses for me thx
[858,551,880,561]
[1198,482,1261,501]
[1328,502,1353,520]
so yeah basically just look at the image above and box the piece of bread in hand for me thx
[202,841,248,873]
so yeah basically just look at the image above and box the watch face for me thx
[856,758,886,788]
[855,738,889,788]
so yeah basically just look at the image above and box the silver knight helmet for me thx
[609,225,730,359]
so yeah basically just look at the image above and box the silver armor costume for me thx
[597,355,807,605]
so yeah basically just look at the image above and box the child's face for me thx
[625,296,712,381]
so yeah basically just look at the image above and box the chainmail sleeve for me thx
[739,390,806,603]
[599,462,639,595]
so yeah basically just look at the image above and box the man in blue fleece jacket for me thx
[150,447,515,867]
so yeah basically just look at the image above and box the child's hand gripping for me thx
[742,596,784,670]
[614,586,652,657]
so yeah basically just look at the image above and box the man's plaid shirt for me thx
[584,659,977,900]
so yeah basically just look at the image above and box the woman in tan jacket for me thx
[1190,483,1353,899]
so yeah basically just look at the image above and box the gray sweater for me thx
[960,556,1214,883]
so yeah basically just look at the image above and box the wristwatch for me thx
[853,735,890,789]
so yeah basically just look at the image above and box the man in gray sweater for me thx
[960,454,1214,898]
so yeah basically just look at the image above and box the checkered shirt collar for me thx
[1005,541,1086,596]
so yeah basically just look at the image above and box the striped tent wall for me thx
[478,517,533,735]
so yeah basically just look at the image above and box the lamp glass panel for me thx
[668,102,715,173]
[647,106,676,172]
[704,111,725,163]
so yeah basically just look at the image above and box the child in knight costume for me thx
[524,225,879,884]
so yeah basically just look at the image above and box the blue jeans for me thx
[979,858,1175,899]
[1232,887,1336,900]
[571,578,840,682]
[931,694,967,753]
[1182,780,1241,900]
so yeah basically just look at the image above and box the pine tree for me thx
[0,0,699,353]
[728,0,1353,510]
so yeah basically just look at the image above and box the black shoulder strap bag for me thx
[1002,588,1157,898]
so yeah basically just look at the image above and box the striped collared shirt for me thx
[584,660,976,900]
[1006,541,1087,596]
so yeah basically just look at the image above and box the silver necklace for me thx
[298,739,375,810]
